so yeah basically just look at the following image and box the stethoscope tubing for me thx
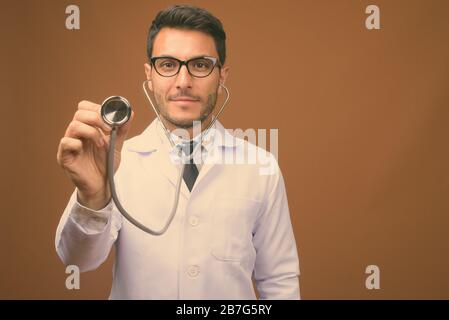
[106,82,230,235]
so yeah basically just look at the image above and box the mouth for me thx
[172,100,198,103]
[170,97,200,103]
[170,98,200,109]
[171,99,198,104]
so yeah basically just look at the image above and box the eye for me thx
[192,59,211,70]
[161,62,174,68]
[157,59,177,69]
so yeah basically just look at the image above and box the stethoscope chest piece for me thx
[101,96,132,127]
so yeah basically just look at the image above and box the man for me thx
[55,4,300,299]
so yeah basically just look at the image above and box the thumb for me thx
[114,110,135,151]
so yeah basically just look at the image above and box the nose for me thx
[174,64,193,89]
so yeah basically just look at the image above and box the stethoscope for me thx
[100,80,230,235]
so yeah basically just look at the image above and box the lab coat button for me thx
[187,265,200,278]
[189,216,199,226]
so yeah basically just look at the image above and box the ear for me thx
[219,65,230,86]
[218,65,230,95]
[144,62,153,91]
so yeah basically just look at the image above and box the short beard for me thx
[155,91,218,129]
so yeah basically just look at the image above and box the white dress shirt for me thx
[55,119,300,299]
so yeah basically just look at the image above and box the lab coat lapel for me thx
[152,143,190,199]
[125,119,190,199]
[193,120,237,191]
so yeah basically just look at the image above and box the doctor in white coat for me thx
[55,5,300,300]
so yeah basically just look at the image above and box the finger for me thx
[65,120,104,148]
[77,100,101,113]
[57,136,83,165]
[73,109,111,133]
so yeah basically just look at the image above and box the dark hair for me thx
[147,5,227,65]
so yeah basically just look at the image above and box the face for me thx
[144,28,229,130]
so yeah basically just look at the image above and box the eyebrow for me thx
[153,54,214,60]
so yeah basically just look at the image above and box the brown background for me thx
[1,0,448,299]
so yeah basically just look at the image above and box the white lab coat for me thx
[55,119,300,299]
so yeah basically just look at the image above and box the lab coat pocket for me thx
[210,195,261,262]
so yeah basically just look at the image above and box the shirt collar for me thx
[125,118,237,153]
[167,121,216,153]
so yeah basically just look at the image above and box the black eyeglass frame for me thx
[150,56,221,78]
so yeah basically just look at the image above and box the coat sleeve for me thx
[55,188,122,272]
[252,157,301,299]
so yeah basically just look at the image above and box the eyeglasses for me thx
[150,56,220,78]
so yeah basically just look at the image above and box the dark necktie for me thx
[182,140,199,192]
